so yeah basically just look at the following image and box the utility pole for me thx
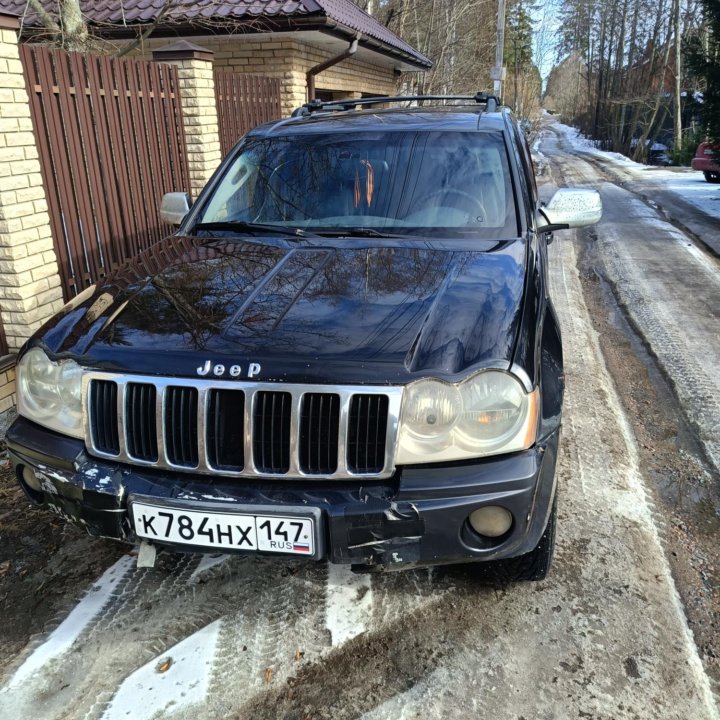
[492,0,507,100]
[673,0,682,154]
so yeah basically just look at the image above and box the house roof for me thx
[6,0,432,69]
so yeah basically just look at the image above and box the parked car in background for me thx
[7,94,603,581]
[646,142,672,166]
[629,138,672,166]
[691,142,720,182]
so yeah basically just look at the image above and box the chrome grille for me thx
[300,393,340,475]
[82,373,402,480]
[125,383,158,462]
[347,394,389,474]
[89,380,120,455]
[253,391,292,474]
[207,389,245,471]
[165,386,199,467]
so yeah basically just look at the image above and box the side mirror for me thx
[538,189,602,233]
[160,192,192,226]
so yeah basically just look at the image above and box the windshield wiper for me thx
[316,227,408,239]
[192,221,317,238]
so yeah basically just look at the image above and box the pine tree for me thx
[687,0,720,139]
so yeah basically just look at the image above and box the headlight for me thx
[17,347,84,439]
[396,371,539,464]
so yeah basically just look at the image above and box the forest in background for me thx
[356,0,720,162]
[544,0,720,161]
[352,0,544,121]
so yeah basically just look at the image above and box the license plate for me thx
[130,500,318,556]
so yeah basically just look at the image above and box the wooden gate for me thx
[214,72,282,156]
[20,45,191,300]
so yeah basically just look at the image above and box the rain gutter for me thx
[306,34,360,102]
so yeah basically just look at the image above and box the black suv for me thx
[7,94,601,580]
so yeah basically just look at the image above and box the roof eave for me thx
[25,14,431,71]
[296,18,432,70]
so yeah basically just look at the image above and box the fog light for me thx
[468,506,513,538]
[22,465,43,492]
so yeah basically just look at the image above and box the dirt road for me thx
[0,127,718,720]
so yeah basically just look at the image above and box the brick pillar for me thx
[0,13,64,352]
[153,41,222,199]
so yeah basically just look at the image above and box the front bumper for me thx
[7,417,559,569]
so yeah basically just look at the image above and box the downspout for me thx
[306,34,360,102]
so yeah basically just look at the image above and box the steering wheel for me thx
[406,188,485,222]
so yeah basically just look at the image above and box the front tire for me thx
[703,171,720,183]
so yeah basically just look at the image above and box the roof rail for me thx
[291,92,501,118]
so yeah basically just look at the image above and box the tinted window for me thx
[198,131,518,238]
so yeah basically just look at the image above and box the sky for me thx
[532,1,562,82]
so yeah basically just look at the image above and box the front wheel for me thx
[703,171,720,183]
[473,495,557,583]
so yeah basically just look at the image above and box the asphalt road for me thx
[0,127,718,720]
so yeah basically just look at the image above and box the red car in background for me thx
[691,142,720,182]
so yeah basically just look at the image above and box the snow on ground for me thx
[554,121,646,168]
[552,122,720,223]
[325,563,373,646]
[101,620,221,720]
[638,168,720,221]
[3,555,135,690]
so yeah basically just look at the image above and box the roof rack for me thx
[291,92,501,118]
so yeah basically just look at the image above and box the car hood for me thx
[34,236,527,385]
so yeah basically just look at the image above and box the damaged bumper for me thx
[6,417,559,569]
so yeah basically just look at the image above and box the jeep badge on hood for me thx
[197,360,262,378]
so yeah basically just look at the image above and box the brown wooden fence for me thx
[214,72,282,156]
[20,45,191,300]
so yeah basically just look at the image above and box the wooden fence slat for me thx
[85,54,125,271]
[127,59,157,249]
[37,48,87,296]
[146,63,173,202]
[115,58,147,259]
[136,61,170,242]
[101,53,140,262]
[55,50,103,289]
[68,52,113,279]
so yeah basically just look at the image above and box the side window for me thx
[507,126,531,220]
[519,129,538,202]
[512,124,538,205]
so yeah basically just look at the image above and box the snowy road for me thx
[543,124,720,478]
[0,127,719,720]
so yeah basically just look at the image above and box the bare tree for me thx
[552,0,705,156]
[22,0,176,56]
[26,0,88,51]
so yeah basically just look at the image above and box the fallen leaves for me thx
[264,666,273,684]
[156,657,173,673]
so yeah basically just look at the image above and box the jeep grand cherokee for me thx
[7,94,601,580]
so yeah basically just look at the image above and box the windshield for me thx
[196,131,518,238]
